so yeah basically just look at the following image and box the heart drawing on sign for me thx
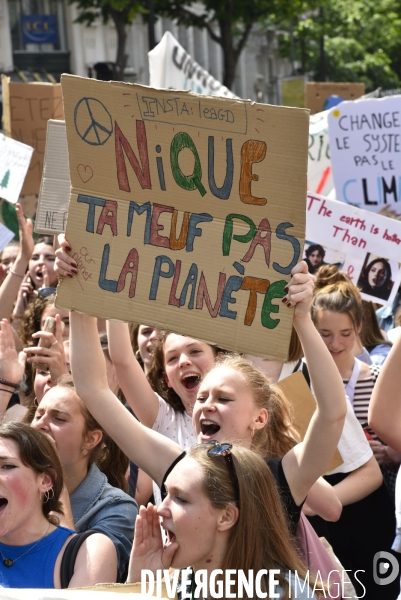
[77,164,93,183]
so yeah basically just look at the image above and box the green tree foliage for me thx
[153,0,310,89]
[69,0,143,80]
[278,0,401,91]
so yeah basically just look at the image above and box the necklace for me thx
[0,522,51,567]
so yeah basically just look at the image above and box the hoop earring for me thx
[43,488,54,503]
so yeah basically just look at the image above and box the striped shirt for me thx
[343,364,381,439]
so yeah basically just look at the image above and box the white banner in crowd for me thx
[35,119,70,235]
[328,96,401,215]
[308,110,334,198]
[0,134,34,204]
[149,31,237,98]
[305,191,401,306]
[0,221,15,252]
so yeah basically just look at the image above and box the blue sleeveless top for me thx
[0,526,74,588]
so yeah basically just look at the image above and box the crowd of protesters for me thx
[0,202,400,599]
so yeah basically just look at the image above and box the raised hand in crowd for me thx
[0,203,35,322]
[23,313,69,382]
[12,272,38,321]
[0,318,26,418]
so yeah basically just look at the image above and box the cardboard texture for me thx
[305,191,401,306]
[149,31,236,99]
[0,133,34,204]
[275,372,343,472]
[278,76,306,108]
[56,75,309,360]
[1,75,65,197]
[72,581,171,597]
[0,590,152,599]
[35,119,71,234]
[328,96,401,216]
[306,82,365,115]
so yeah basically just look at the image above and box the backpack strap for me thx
[293,359,311,389]
[60,530,98,588]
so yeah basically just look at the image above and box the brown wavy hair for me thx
[50,377,129,492]
[147,331,225,413]
[188,444,324,597]
[312,266,363,330]
[0,421,64,524]
[361,300,392,351]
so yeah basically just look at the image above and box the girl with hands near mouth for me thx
[126,446,320,598]
[127,504,178,583]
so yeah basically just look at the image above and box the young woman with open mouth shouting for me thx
[127,444,322,599]
[57,233,346,519]
[0,422,117,588]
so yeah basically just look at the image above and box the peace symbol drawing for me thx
[74,98,113,146]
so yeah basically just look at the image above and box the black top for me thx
[265,457,303,536]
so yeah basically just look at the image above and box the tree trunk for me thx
[219,15,254,90]
[219,17,237,89]
[111,10,128,81]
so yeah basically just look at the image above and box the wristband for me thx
[0,377,20,390]
[10,269,24,278]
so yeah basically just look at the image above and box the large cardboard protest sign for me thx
[328,96,401,216]
[276,372,343,472]
[306,82,365,115]
[35,120,70,234]
[56,75,308,360]
[0,133,34,203]
[1,75,64,197]
[149,31,236,99]
[305,191,401,305]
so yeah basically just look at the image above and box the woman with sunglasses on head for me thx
[61,251,346,550]
[54,238,346,527]
[128,444,322,599]
[0,421,117,588]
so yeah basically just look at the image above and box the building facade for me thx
[0,0,293,102]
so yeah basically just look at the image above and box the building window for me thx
[8,0,67,52]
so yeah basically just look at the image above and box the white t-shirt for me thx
[278,362,373,474]
[152,393,197,505]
